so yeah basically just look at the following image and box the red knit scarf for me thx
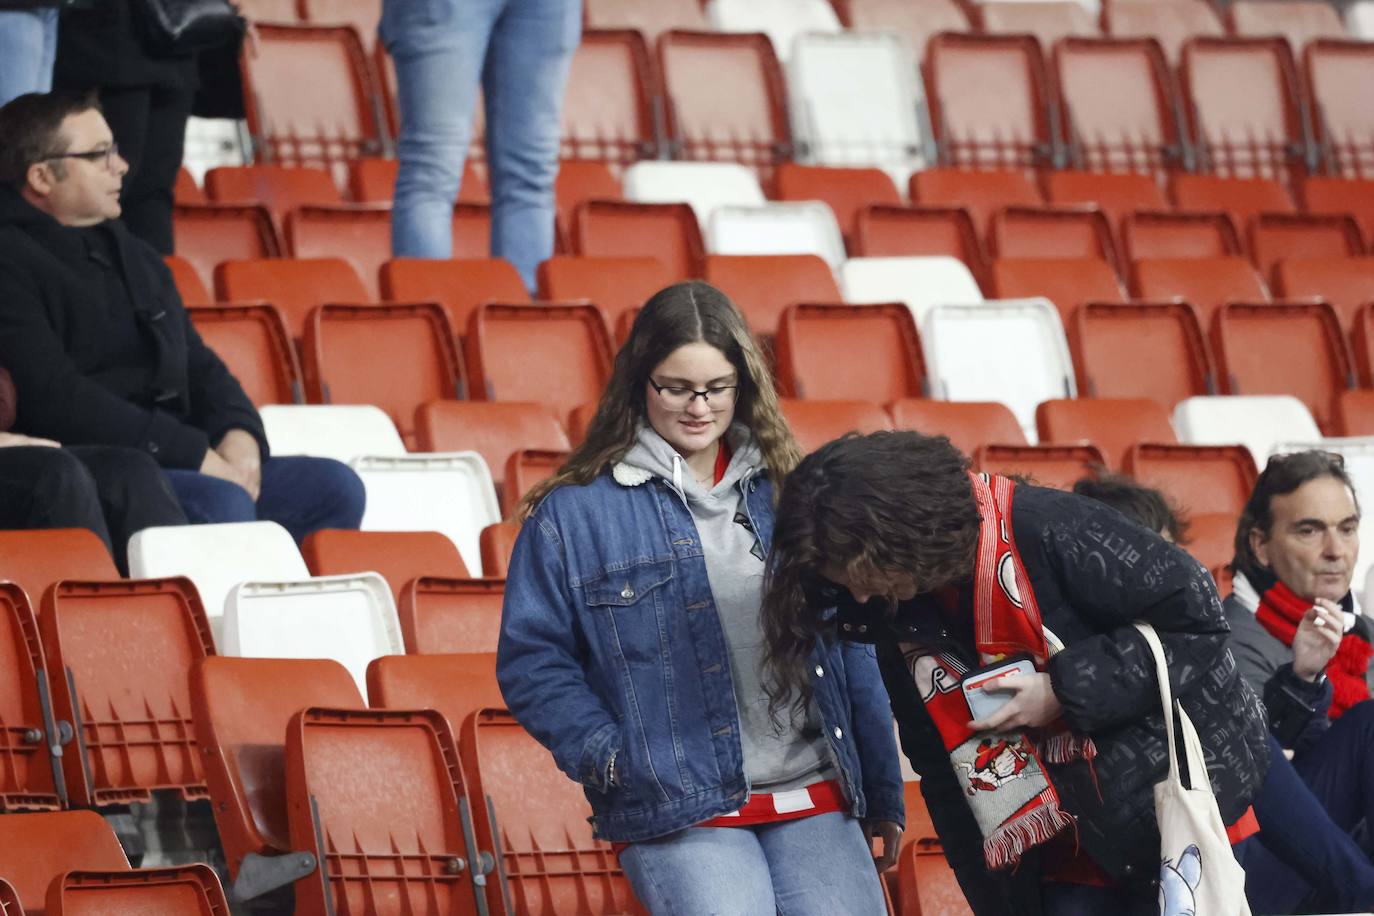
[1253,576,1372,718]
[905,473,1096,872]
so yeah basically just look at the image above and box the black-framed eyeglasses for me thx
[48,142,120,170]
[648,378,739,411]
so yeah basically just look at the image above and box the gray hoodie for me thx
[618,425,832,793]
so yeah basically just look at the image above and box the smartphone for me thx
[961,657,1037,722]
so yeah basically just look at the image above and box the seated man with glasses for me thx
[0,91,365,542]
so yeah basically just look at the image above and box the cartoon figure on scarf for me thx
[964,735,1035,794]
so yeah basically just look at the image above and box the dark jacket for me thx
[0,369,15,433]
[54,0,198,91]
[0,188,265,469]
[837,485,1270,916]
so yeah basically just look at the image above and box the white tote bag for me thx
[1134,622,1252,916]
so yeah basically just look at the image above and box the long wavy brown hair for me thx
[761,431,981,718]
[517,281,801,518]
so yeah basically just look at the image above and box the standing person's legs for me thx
[254,456,365,543]
[482,0,580,291]
[0,8,58,106]
[163,469,257,525]
[754,812,887,916]
[619,826,778,915]
[381,0,498,258]
[66,446,188,575]
[105,80,192,253]
[0,446,113,551]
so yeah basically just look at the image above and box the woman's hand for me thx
[862,818,903,872]
[967,671,1063,732]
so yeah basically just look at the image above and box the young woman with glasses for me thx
[496,281,904,914]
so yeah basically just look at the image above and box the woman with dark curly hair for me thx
[761,431,1270,915]
[497,282,904,915]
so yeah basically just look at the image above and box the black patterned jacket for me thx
[834,484,1270,916]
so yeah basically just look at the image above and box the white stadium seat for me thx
[706,202,847,268]
[841,256,984,328]
[705,0,842,61]
[1172,396,1322,468]
[622,161,765,230]
[259,404,406,463]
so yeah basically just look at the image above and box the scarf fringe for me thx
[983,791,1076,871]
[1038,733,1097,766]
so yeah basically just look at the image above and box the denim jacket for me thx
[496,463,906,843]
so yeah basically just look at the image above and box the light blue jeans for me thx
[618,812,888,915]
[0,7,58,107]
[379,0,580,290]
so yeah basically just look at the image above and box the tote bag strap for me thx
[1133,622,1211,794]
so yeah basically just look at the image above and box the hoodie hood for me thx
[615,423,763,499]
[0,185,56,228]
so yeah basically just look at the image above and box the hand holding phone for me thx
[963,658,1063,732]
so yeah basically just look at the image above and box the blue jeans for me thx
[0,7,58,106]
[618,812,886,915]
[1236,704,1374,913]
[164,456,366,543]
[379,0,580,290]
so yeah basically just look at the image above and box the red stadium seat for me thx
[1304,40,1374,181]
[415,400,570,507]
[1130,255,1269,331]
[236,0,299,21]
[1103,0,1224,66]
[537,255,674,327]
[555,160,623,239]
[366,653,503,731]
[215,257,369,343]
[299,0,381,50]
[0,811,128,911]
[658,30,792,180]
[302,303,464,445]
[572,201,705,281]
[979,1,1098,50]
[397,578,504,655]
[1212,301,1354,432]
[1121,210,1243,261]
[923,33,1055,170]
[1044,170,1169,229]
[380,257,529,333]
[465,304,615,426]
[562,29,660,165]
[774,163,903,248]
[0,528,116,612]
[990,257,1126,326]
[303,529,470,607]
[583,0,708,44]
[165,254,210,305]
[909,168,1043,238]
[1334,388,1374,436]
[39,579,212,808]
[780,399,892,453]
[46,864,232,916]
[974,443,1108,490]
[989,206,1121,272]
[204,164,342,225]
[1051,36,1184,177]
[187,304,303,406]
[851,205,987,284]
[1036,398,1177,469]
[1302,176,1374,238]
[840,0,971,65]
[173,165,203,205]
[173,203,281,292]
[702,254,842,336]
[504,449,568,511]
[1248,213,1365,279]
[774,303,925,402]
[1229,0,1346,56]
[0,583,64,811]
[1123,443,1258,518]
[1072,302,1214,407]
[1352,302,1374,386]
[479,520,520,580]
[1171,173,1296,229]
[887,399,1026,456]
[1273,256,1374,328]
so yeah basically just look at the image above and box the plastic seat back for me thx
[505,449,569,511]
[302,303,464,445]
[259,404,406,463]
[896,834,973,916]
[775,303,925,402]
[563,29,661,164]
[775,165,903,250]
[237,0,299,20]
[658,30,792,180]
[1123,443,1258,517]
[165,254,210,305]
[188,304,303,406]
[1213,301,1354,432]
[415,400,570,502]
[1036,397,1177,469]
[1178,37,1307,183]
[284,205,391,299]
[300,0,381,47]
[845,0,970,65]
[702,254,841,335]
[348,157,489,204]
[1130,256,1269,330]
[852,205,986,281]
[780,399,892,453]
[584,0,707,40]
[302,529,471,606]
[285,707,487,916]
[380,257,530,331]
[1249,213,1365,279]
[465,304,615,426]
[1350,1,1374,40]
[909,168,1043,238]
[572,201,705,281]
[989,206,1121,269]
[173,203,281,292]
[1336,389,1374,436]
[1302,175,1374,240]
[0,811,127,910]
[622,161,766,229]
[982,0,1099,49]
[1103,0,1224,65]
[241,25,385,182]
[366,653,503,731]
[923,33,1054,170]
[1121,211,1243,261]
[554,160,623,229]
[190,657,362,879]
[204,164,342,223]
[974,443,1108,490]
[991,257,1125,325]
[46,864,231,916]
[397,578,505,655]
[786,32,929,184]
[1172,394,1322,465]
[1305,39,1374,180]
[1171,173,1296,228]
[706,0,842,62]
[923,299,1076,440]
[1274,256,1374,329]
[1044,170,1168,226]
[841,256,984,328]
[888,399,1027,456]
[1051,36,1184,177]
[40,579,212,807]
[480,520,520,580]
[460,710,636,916]
[0,583,63,811]
[1230,0,1346,56]
[706,202,847,269]
[1072,302,1213,407]
[215,257,370,343]
[0,528,117,612]
[537,255,674,327]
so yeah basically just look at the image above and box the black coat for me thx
[0,188,265,469]
[54,0,198,91]
[836,484,1270,916]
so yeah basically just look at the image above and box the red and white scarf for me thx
[905,473,1096,871]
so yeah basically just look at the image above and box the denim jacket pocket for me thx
[580,560,675,666]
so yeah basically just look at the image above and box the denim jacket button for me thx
[620,584,635,600]
[833,726,843,740]
[814,665,824,678]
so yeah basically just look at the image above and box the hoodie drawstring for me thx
[672,453,683,493]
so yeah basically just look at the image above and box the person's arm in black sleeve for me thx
[0,262,209,467]
[1227,607,1331,751]
[1038,491,1233,734]
[180,305,268,458]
